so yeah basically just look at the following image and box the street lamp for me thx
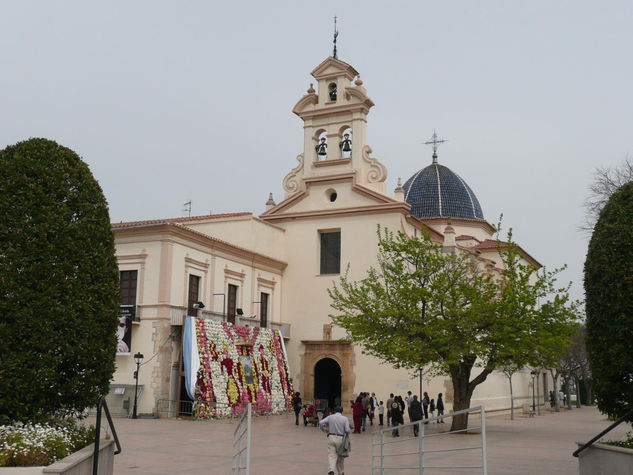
[530,370,536,413]
[132,352,144,419]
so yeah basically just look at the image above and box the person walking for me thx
[436,393,445,423]
[391,397,402,437]
[378,401,385,426]
[361,392,370,431]
[429,398,436,420]
[386,393,394,426]
[319,406,351,475]
[292,391,302,425]
[422,392,430,423]
[409,395,423,436]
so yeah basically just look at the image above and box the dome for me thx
[403,161,484,220]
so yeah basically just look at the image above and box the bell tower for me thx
[283,56,387,197]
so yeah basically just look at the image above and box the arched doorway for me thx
[314,358,342,410]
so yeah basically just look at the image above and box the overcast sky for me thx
[2,1,632,303]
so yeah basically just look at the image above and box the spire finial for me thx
[333,16,339,59]
[424,130,447,164]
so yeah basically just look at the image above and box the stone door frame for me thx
[301,340,355,407]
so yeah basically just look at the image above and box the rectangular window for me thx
[260,292,269,328]
[120,270,137,306]
[187,274,200,317]
[227,284,238,324]
[320,231,341,274]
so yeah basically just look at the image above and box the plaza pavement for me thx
[102,405,629,474]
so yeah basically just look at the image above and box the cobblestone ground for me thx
[100,405,629,474]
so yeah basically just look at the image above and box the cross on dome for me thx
[424,131,447,164]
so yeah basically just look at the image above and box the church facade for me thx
[110,55,548,417]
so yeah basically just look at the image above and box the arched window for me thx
[339,127,352,158]
[328,82,337,101]
[315,131,328,161]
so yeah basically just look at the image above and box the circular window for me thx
[326,189,337,202]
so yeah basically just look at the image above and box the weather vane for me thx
[333,16,339,59]
[424,130,447,164]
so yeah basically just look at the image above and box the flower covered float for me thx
[183,317,292,418]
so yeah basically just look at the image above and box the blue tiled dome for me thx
[403,161,484,220]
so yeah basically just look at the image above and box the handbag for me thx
[336,433,351,458]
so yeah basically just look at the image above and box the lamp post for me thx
[132,352,144,419]
[530,370,536,413]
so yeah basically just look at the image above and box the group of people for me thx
[387,391,445,437]
[292,389,446,475]
[349,391,379,433]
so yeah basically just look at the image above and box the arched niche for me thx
[313,129,328,161]
[338,126,352,159]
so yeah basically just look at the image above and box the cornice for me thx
[295,102,371,120]
[113,223,287,271]
[312,158,352,168]
[261,202,413,223]
[420,217,496,235]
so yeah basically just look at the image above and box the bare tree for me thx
[582,156,633,233]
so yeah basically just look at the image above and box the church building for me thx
[109,53,546,417]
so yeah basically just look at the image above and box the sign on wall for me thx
[117,307,133,355]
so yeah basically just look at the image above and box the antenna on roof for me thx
[424,130,447,164]
[333,16,339,59]
[183,200,192,217]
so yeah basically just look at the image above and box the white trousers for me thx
[327,435,344,474]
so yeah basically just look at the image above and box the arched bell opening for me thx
[328,82,337,102]
[338,126,352,159]
[314,129,328,161]
[314,357,342,411]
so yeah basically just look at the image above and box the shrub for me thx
[584,181,633,421]
[0,138,120,422]
[0,419,95,467]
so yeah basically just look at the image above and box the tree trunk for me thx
[574,375,581,408]
[565,377,572,410]
[586,380,593,405]
[549,369,560,412]
[508,373,514,421]
[449,361,492,432]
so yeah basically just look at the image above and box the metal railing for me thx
[156,399,194,417]
[372,405,487,474]
[93,396,122,475]
[573,407,633,458]
[232,403,252,474]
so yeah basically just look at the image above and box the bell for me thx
[340,134,352,153]
[318,146,327,156]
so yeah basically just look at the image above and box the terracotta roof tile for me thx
[474,240,541,268]
[111,212,251,228]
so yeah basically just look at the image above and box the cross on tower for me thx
[424,131,447,164]
[333,16,338,59]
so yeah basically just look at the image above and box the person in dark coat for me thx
[391,397,402,437]
[436,393,445,423]
[422,391,430,423]
[409,395,423,436]
[292,392,302,425]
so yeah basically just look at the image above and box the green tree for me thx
[329,227,577,430]
[584,181,633,421]
[0,138,119,422]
